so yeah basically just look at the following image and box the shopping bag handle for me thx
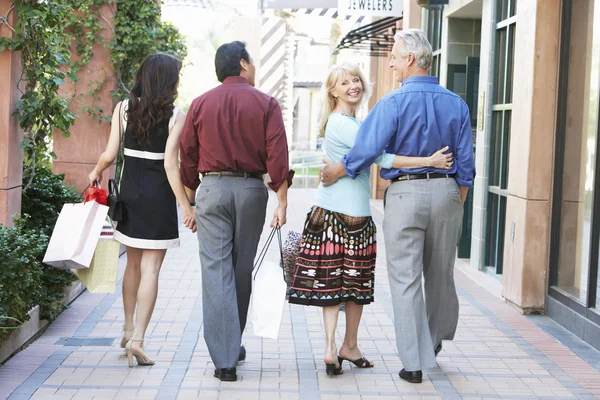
[252,224,284,281]
[79,181,102,201]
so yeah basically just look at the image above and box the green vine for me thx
[0,2,76,188]
[65,0,112,122]
[111,0,187,101]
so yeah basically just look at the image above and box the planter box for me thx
[62,279,86,305]
[0,306,47,364]
[0,279,86,364]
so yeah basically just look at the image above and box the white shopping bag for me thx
[252,261,287,340]
[43,201,109,270]
[251,227,286,340]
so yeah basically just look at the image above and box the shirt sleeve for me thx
[265,98,293,191]
[179,100,201,190]
[455,101,476,187]
[334,115,395,169]
[342,98,399,179]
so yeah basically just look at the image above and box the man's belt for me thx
[391,173,455,182]
[202,171,263,180]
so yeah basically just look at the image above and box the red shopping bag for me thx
[84,185,108,206]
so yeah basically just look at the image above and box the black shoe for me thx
[214,367,237,382]
[239,345,246,362]
[399,368,422,383]
[434,343,442,356]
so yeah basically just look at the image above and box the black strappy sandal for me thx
[325,362,344,376]
[338,355,374,368]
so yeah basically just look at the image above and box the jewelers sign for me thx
[337,0,402,17]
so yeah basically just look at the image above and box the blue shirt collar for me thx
[402,76,439,85]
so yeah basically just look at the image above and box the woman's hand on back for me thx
[428,146,453,170]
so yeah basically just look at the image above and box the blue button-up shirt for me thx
[342,76,475,187]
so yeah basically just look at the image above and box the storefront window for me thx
[424,7,443,78]
[554,0,600,303]
[485,0,517,273]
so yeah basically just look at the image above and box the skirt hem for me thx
[288,296,374,307]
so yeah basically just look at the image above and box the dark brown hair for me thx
[127,53,182,142]
[215,41,249,82]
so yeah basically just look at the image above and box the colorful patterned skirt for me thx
[288,206,376,307]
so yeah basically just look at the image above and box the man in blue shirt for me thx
[321,29,475,383]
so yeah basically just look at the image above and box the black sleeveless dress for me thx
[113,105,180,249]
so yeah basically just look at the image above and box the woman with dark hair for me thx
[89,53,196,367]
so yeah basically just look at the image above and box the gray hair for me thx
[393,29,433,70]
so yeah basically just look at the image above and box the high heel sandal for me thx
[125,339,155,367]
[120,326,134,348]
[338,355,374,368]
[325,362,343,376]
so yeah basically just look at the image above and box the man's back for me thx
[190,76,277,174]
[344,75,475,187]
[179,76,289,192]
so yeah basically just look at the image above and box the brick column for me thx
[0,1,23,226]
[402,0,422,29]
[52,4,117,193]
[501,0,560,312]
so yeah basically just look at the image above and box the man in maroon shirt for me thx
[180,41,292,382]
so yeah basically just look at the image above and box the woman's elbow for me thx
[164,161,178,172]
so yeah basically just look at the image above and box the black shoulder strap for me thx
[115,101,125,181]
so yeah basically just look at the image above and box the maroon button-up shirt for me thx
[180,76,292,191]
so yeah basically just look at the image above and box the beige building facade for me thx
[367,0,600,350]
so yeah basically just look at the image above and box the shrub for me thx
[21,166,81,237]
[0,217,45,343]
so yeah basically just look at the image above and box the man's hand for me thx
[182,205,197,233]
[460,186,469,204]
[320,159,346,186]
[271,204,287,228]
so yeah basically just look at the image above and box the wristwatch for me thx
[189,202,196,207]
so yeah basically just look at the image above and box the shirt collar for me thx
[223,76,249,85]
[402,76,439,85]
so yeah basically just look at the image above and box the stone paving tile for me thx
[3,190,600,399]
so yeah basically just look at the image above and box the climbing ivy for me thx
[111,0,187,101]
[0,2,77,187]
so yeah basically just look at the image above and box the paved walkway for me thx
[2,189,600,400]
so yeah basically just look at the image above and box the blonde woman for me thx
[287,62,452,376]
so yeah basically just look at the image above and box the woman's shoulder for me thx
[174,107,186,121]
[327,113,359,130]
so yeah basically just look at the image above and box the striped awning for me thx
[335,16,402,57]
[281,8,365,23]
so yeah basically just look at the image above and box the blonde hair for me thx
[318,62,371,137]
